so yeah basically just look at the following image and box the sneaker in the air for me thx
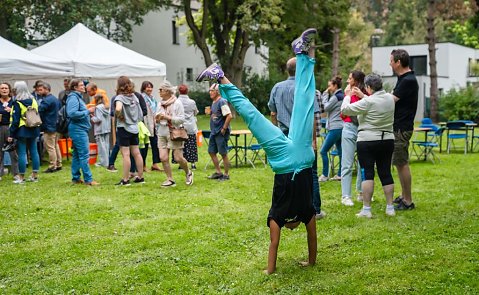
[195,63,225,83]
[291,28,317,55]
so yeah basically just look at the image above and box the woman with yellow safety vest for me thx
[8,81,40,184]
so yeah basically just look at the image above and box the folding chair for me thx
[412,127,445,163]
[446,121,468,154]
[247,144,266,168]
[329,148,340,177]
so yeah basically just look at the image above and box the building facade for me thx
[124,6,268,91]
[372,42,479,121]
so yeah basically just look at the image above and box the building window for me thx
[172,20,179,45]
[410,55,427,76]
[186,68,193,81]
[468,58,479,77]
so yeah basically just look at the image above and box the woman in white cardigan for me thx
[341,74,395,218]
[155,80,193,187]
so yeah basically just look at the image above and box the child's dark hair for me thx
[330,76,342,88]
[94,94,104,105]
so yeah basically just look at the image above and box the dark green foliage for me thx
[241,69,278,115]
[439,86,479,122]
[188,90,211,115]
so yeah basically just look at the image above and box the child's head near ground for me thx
[285,221,300,230]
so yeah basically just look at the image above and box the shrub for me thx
[241,69,278,115]
[439,86,479,122]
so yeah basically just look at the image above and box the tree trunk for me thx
[331,28,340,77]
[183,0,213,68]
[426,0,439,122]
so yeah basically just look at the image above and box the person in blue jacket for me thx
[8,81,41,184]
[38,82,63,173]
[196,28,318,275]
[66,79,99,186]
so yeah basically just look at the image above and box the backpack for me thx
[57,95,82,134]
[19,101,42,127]
[56,105,69,134]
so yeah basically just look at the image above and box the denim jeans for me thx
[108,140,120,167]
[341,123,362,198]
[312,150,322,213]
[320,128,342,177]
[69,128,93,183]
[17,137,40,175]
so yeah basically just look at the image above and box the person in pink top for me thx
[339,70,365,206]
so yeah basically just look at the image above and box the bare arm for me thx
[265,220,281,275]
[221,113,233,135]
[299,216,317,267]
[271,112,278,126]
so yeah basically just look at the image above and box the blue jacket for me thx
[9,99,40,139]
[39,94,61,132]
[66,91,91,132]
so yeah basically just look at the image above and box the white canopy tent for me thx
[31,23,166,97]
[0,36,72,80]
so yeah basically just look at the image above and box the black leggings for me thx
[357,140,394,186]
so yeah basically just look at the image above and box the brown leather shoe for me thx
[85,181,100,186]
[72,179,84,185]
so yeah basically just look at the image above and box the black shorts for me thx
[267,168,316,228]
[117,127,139,147]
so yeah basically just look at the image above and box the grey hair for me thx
[40,82,51,91]
[159,79,177,94]
[13,81,34,101]
[364,74,383,92]
[286,57,296,76]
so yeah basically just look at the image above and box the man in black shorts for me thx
[389,49,419,210]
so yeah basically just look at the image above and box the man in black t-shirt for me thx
[389,49,419,210]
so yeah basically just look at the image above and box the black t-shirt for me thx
[0,99,14,125]
[393,71,419,131]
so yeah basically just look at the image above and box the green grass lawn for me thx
[1,115,478,294]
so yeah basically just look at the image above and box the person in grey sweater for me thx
[341,74,395,218]
[114,76,144,185]
[91,94,111,168]
[319,76,344,181]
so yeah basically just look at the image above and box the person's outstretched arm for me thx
[300,216,317,267]
[265,220,281,275]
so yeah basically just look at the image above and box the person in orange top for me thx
[86,83,109,107]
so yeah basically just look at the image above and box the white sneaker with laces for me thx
[13,178,25,184]
[356,209,372,218]
[341,197,354,206]
[385,208,396,216]
[318,175,328,182]
[315,211,327,220]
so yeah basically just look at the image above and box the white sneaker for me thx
[341,197,354,206]
[330,175,341,181]
[385,208,396,216]
[315,211,327,220]
[186,170,194,185]
[318,175,329,182]
[356,209,372,218]
[13,178,25,184]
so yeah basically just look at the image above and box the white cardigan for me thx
[341,90,395,142]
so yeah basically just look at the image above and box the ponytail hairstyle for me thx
[330,76,342,89]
